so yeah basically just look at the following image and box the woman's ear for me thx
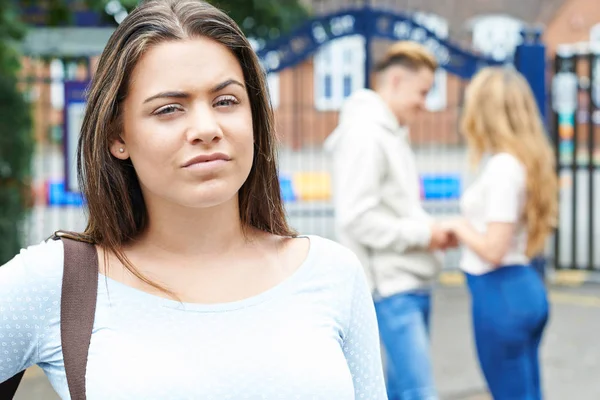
[110,137,129,160]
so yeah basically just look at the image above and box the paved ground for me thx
[13,282,600,400]
[432,282,600,400]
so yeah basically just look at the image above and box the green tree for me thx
[0,2,34,264]
[203,0,310,40]
[26,0,309,39]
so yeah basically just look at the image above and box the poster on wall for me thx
[64,81,89,194]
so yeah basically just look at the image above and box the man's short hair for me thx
[374,41,438,73]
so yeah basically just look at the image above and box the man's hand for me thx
[438,218,467,250]
[428,223,451,251]
[446,231,459,249]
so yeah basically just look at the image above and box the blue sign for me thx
[48,180,85,206]
[257,7,505,79]
[63,80,90,195]
[421,174,462,200]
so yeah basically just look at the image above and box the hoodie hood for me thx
[324,89,404,153]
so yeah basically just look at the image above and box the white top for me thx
[0,235,386,399]
[324,89,442,297]
[460,153,529,275]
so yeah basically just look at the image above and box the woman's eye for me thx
[214,96,239,108]
[154,105,182,115]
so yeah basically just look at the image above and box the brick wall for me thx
[543,0,600,57]
[274,59,467,149]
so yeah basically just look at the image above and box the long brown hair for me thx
[76,0,294,293]
[461,67,558,258]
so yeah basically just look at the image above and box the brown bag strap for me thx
[0,233,98,400]
[60,235,98,400]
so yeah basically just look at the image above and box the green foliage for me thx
[0,3,27,75]
[68,0,309,39]
[208,0,310,39]
[0,2,34,264]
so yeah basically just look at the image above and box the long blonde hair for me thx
[461,67,558,257]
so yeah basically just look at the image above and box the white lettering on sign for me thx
[291,37,309,54]
[422,37,450,65]
[391,21,451,65]
[410,27,427,43]
[265,51,280,70]
[312,23,328,44]
[330,15,356,36]
[413,11,448,39]
[423,38,439,54]
[393,21,411,39]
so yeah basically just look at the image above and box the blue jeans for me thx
[466,266,549,400]
[374,291,438,400]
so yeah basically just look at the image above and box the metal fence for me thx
[551,43,600,271]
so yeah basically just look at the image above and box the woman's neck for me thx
[133,195,251,257]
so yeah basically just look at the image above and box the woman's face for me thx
[111,37,254,211]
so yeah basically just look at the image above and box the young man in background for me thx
[325,41,454,399]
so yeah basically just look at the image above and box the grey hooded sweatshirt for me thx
[324,89,442,297]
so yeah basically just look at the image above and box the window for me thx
[413,12,449,112]
[425,69,447,112]
[324,75,333,99]
[314,35,365,111]
[343,75,352,98]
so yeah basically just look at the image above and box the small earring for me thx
[119,148,125,153]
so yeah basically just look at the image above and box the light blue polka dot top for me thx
[0,235,386,399]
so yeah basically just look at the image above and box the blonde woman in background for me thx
[443,67,557,400]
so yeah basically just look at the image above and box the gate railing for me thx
[551,42,600,271]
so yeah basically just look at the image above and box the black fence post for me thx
[552,47,578,270]
[363,0,372,89]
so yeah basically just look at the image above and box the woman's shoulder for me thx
[484,152,526,181]
[0,238,65,288]
[487,152,524,170]
[303,235,363,280]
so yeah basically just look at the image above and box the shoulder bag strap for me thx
[59,235,99,400]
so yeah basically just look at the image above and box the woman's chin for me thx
[180,190,239,210]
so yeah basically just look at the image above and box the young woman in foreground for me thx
[0,0,386,398]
